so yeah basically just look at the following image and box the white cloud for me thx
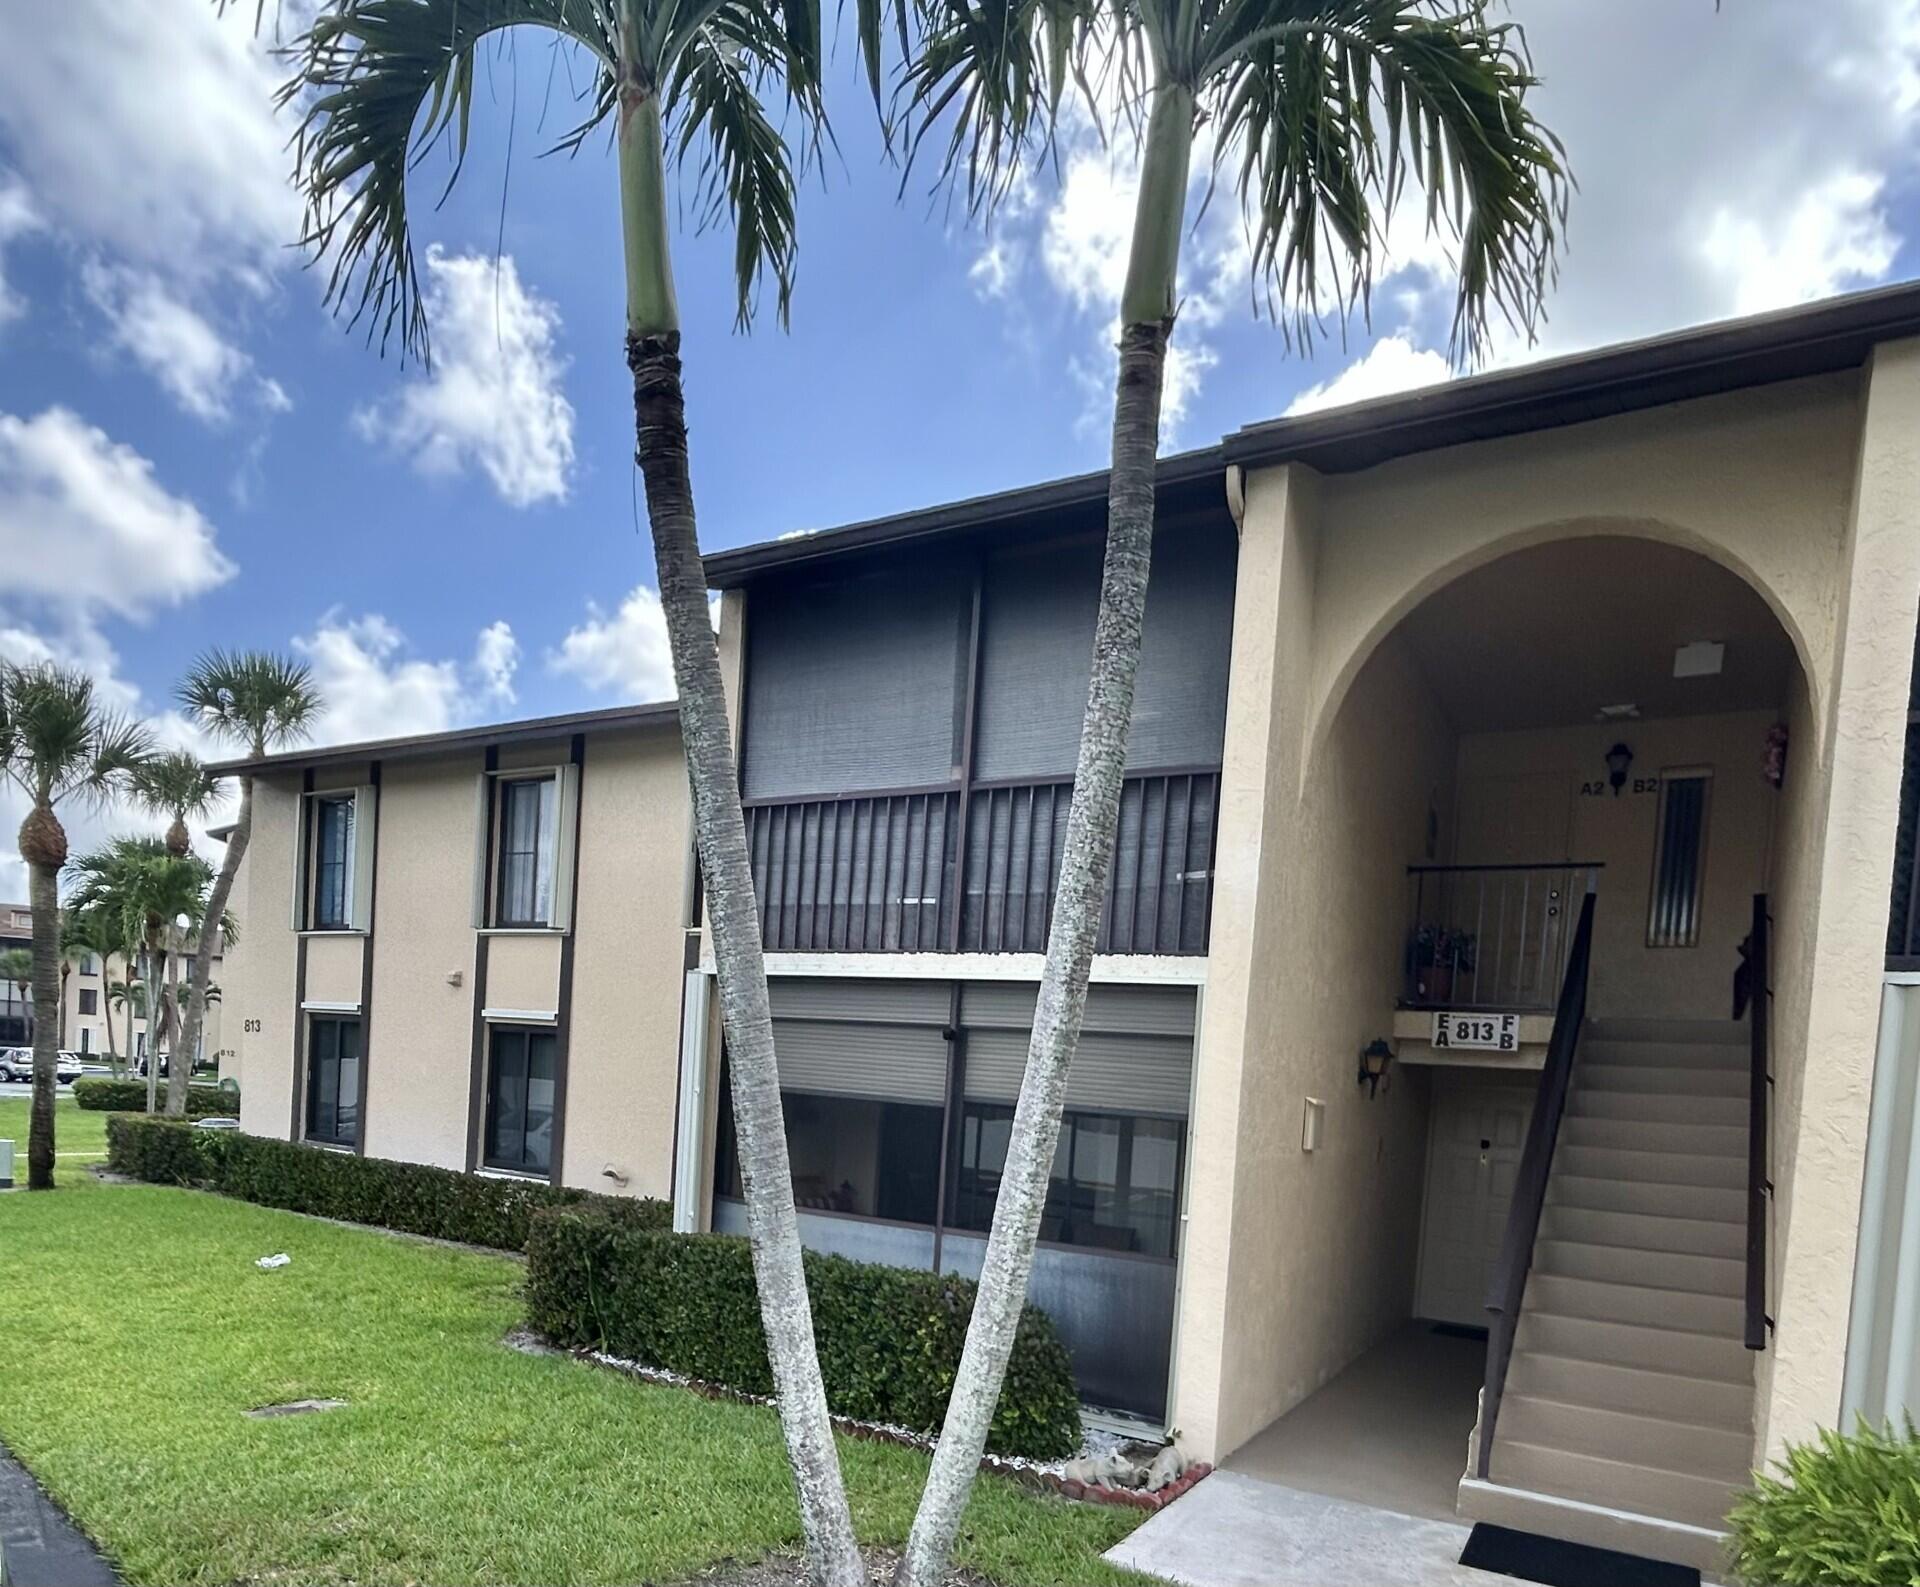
[548,584,686,702]
[82,264,289,425]
[0,175,40,328]
[1285,334,1451,415]
[354,249,575,508]
[295,612,524,747]
[0,407,236,621]
[1699,170,1900,317]
[0,1,296,290]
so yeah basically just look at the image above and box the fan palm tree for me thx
[131,748,221,1114]
[173,651,317,1123]
[891,3,1566,1578]
[277,5,897,1576]
[0,664,150,1187]
[63,905,120,1070]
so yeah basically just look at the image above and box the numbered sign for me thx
[1433,1011,1520,1051]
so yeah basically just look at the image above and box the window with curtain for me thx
[309,794,355,930]
[495,775,557,927]
[485,1025,557,1174]
[1648,771,1712,948]
[305,1015,361,1147]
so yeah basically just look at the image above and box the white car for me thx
[0,1048,32,1083]
[56,1052,83,1085]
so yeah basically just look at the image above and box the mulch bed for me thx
[669,1545,993,1586]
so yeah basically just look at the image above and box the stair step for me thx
[1550,1174,1746,1221]
[1586,1017,1748,1048]
[1563,1116,1746,1157]
[1525,1273,1743,1336]
[1571,1087,1747,1125]
[1578,1062,1749,1096]
[1517,1312,1753,1383]
[1488,1438,1748,1535]
[1457,1475,1733,1573]
[1506,1350,1754,1430]
[1535,1239,1744,1297]
[1555,1144,1745,1189]
[1498,1392,1754,1477]
[1541,1205,1745,1259]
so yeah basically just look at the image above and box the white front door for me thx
[1415,1076,1535,1328]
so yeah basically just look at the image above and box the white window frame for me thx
[292,786,376,934]
[472,764,579,934]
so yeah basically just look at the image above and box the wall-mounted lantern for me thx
[1358,1038,1394,1099]
[1605,741,1635,797]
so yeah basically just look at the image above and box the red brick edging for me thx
[1029,1464,1213,1512]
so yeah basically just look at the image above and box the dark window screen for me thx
[305,1015,361,1146]
[740,563,971,800]
[485,1025,557,1174]
[311,795,354,930]
[972,525,1235,782]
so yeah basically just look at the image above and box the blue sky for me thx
[1,0,1918,885]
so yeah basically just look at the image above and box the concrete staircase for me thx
[1458,1017,1758,1573]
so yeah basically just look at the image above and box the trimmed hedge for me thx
[105,1116,669,1252]
[1729,1420,1920,1584]
[525,1205,1082,1460]
[74,1077,239,1118]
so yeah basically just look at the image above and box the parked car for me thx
[55,1052,83,1085]
[0,1047,28,1083]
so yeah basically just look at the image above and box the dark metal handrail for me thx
[1747,893,1772,1351]
[1475,879,1597,1480]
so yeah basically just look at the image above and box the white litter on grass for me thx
[255,1252,292,1270]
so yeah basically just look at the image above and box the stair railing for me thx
[1475,877,1597,1480]
[1746,893,1773,1351]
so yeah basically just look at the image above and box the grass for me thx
[0,1181,1148,1586]
[0,1095,108,1181]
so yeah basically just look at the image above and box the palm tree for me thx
[131,748,220,1115]
[0,946,32,1043]
[278,6,892,1577]
[0,664,150,1187]
[61,905,118,1067]
[891,4,1567,1578]
[173,652,317,1123]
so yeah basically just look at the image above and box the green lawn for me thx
[0,1181,1147,1586]
[0,1095,108,1178]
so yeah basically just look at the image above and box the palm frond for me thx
[663,10,817,327]
[132,750,220,825]
[175,650,322,759]
[1204,0,1566,362]
[0,664,153,808]
[284,0,619,360]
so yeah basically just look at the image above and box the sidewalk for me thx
[0,1441,118,1586]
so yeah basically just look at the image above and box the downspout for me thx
[1224,463,1246,540]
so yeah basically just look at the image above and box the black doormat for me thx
[1459,1523,1700,1587]
[1430,1321,1489,1340]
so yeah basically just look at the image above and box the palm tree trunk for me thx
[57,964,69,1049]
[103,962,118,1076]
[897,84,1190,1587]
[175,775,247,1115]
[619,73,859,1587]
[164,939,186,1116]
[26,858,60,1190]
[144,943,163,1115]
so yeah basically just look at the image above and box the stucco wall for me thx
[363,755,484,1170]
[1453,711,1782,1021]
[303,934,363,1010]
[561,727,690,1199]
[234,775,302,1139]
[485,933,561,1016]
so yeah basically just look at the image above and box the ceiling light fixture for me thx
[1674,640,1726,679]
[1597,702,1640,721]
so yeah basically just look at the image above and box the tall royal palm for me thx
[132,747,221,1115]
[0,664,150,1188]
[174,653,318,1129]
[893,3,1566,1579]
[282,4,882,1577]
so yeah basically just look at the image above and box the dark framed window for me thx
[1648,771,1712,948]
[305,1015,362,1147]
[484,1025,557,1175]
[310,794,355,930]
[952,1104,1183,1258]
[494,776,557,928]
[714,1071,943,1226]
[78,988,97,1016]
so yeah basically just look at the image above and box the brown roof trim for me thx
[208,699,678,776]
[703,280,1920,587]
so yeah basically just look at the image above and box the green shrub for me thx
[1728,1420,1920,1585]
[104,1116,669,1252]
[525,1206,1082,1460]
[74,1077,238,1118]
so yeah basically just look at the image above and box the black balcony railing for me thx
[1404,861,1602,1010]
[745,769,1219,956]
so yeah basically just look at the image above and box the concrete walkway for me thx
[1105,1471,1509,1587]
[0,1441,118,1586]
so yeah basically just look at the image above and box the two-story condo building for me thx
[222,282,1920,1571]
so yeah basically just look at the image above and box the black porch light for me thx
[1358,1039,1393,1099]
[1605,741,1634,797]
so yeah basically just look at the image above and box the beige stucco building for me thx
[223,283,1920,1571]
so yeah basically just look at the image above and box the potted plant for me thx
[1410,926,1477,1005]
